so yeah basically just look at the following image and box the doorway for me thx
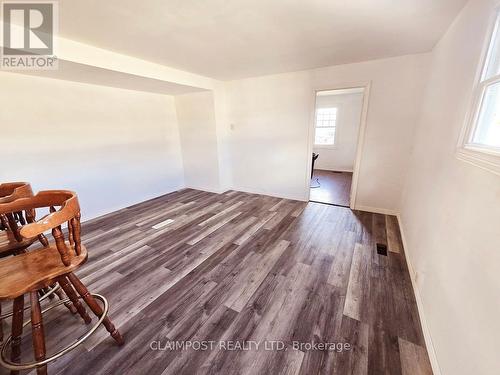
[308,86,368,208]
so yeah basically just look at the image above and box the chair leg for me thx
[30,291,47,375]
[53,286,77,314]
[67,273,124,345]
[57,276,91,324]
[10,295,24,375]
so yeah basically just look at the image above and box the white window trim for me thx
[314,107,338,149]
[457,8,500,176]
[314,144,338,150]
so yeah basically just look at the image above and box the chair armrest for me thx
[0,182,33,204]
[0,190,80,239]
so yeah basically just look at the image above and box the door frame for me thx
[304,81,371,209]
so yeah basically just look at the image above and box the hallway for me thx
[310,170,353,207]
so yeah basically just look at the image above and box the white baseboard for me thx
[184,186,228,195]
[83,185,185,223]
[396,214,442,375]
[314,168,354,173]
[229,186,307,202]
[354,205,398,215]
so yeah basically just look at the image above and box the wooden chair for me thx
[0,182,37,350]
[0,191,124,375]
[0,182,36,257]
[0,183,77,350]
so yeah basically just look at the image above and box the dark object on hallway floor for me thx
[311,153,319,178]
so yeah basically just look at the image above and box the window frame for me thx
[314,107,338,148]
[457,8,500,175]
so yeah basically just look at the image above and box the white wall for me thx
[175,91,222,192]
[313,92,364,172]
[400,1,500,375]
[212,83,233,192]
[0,72,184,219]
[1,54,430,216]
[225,54,429,211]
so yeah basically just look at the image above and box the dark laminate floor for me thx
[310,170,353,207]
[3,189,432,375]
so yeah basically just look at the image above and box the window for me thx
[458,10,500,174]
[314,107,337,146]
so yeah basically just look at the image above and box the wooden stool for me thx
[0,191,124,375]
[0,183,77,349]
[0,182,36,351]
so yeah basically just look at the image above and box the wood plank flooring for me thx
[2,189,432,375]
[310,170,353,207]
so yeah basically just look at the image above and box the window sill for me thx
[456,145,500,176]
[314,144,337,150]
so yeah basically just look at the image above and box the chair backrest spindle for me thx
[16,211,26,225]
[0,214,9,230]
[52,225,71,266]
[68,220,75,247]
[73,212,82,256]
[6,212,22,242]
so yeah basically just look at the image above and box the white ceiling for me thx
[59,0,467,81]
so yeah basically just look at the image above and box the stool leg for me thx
[67,273,124,345]
[30,291,47,375]
[53,286,77,314]
[10,295,24,375]
[57,276,91,324]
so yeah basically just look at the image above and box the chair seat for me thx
[0,230,36,256]
[0,243,88,299]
